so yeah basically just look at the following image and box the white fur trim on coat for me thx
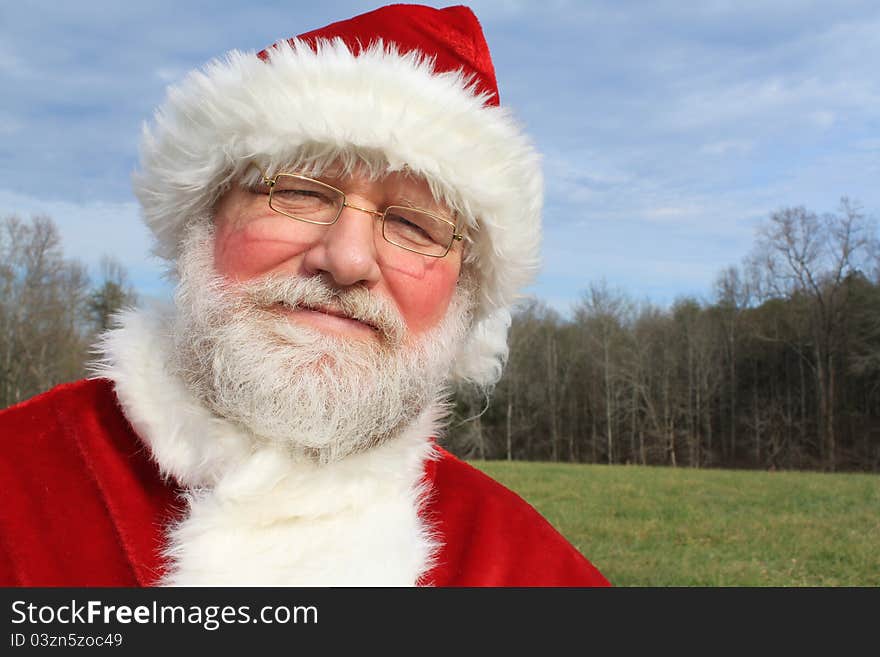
[91,306,441,586]
[134,38,542,386]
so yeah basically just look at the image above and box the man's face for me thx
[170,164,473,462]
[212,165,463,342]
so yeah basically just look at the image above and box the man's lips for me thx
[304,303,380,332]
[273,301,380,335]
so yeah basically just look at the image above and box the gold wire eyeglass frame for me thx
[251,166,464,258]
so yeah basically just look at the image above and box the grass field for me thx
[468,460,880,586]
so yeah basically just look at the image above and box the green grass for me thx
[468,460,880,586]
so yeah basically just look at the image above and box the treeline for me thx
[0,214,136,409]
[447,198,880,472]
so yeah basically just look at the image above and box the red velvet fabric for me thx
[258,4,501,105]
[421,452,609,586]
[0,379,608,587]
[0,380,179,586]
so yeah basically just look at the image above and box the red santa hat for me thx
[134,3,542,385]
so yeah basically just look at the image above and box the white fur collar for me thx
[92,305,441,586]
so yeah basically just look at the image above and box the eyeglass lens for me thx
[269,175,453,256]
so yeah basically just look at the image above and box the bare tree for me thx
[749,198,878,470]
[714,265,752,461]
[0,215,91,407]
[0,215,142,410]
[574,281,631,465]
[88,255,138,332]
[620,302,667,465]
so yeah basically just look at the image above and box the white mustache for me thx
[235,274,407,345]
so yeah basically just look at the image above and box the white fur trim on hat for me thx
[134,38,542,385]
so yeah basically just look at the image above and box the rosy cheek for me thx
[214,217,316,281]
[385,258,461,334]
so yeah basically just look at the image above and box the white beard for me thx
[169,221,473,464]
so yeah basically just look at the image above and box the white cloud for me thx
[0,42,31,78]
[0,114,23,136]
[701,140,755,156]
[643,205,705,221]
[154,67,185,83]
[808,110,836,129]
[854,138,880,151]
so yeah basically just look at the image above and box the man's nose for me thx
[301,203,382,287]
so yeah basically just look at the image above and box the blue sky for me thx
[2,0,879,314]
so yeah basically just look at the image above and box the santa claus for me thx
[0,4,609,587]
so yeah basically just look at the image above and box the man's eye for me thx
[385,213,436,245]
[276,189,332,202]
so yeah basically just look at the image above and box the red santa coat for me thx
[0,378,608,587]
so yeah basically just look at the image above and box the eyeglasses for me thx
[253,168,464,258]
